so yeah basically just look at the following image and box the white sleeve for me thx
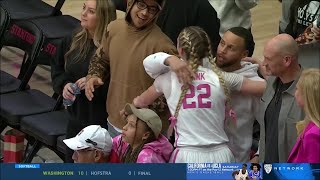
[235,0,258,11]
[154,72,172,98]
[222,72,244,91]
[255,145,259,156]
[143,52,172,79]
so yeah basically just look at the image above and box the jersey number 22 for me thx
[182,84,212,109]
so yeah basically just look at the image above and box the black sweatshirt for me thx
[50,34,109,127]
[285,0,320,38]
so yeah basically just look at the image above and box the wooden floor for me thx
[44,0,282,60]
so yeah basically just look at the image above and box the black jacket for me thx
[285,0,320,38]
[50,33,109,126]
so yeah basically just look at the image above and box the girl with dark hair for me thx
[112,104,173,163]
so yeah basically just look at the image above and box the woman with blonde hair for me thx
[288,68,320,163]
[133,26,265,163]
[51,0,116,162]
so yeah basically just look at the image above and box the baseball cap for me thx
[125,103,162,138]
[63,125,112,153]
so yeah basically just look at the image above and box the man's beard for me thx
[216,60,237,70]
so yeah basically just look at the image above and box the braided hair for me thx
[172,26,231,125]
[118,119,156,163]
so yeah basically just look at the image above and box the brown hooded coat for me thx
[87,0,177,130]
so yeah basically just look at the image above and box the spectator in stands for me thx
[278,0,295,33]
[112,104,173,163]
[215,27,264,163]
[285,0,320,70]
[156,0,220,54]
[247,34,304,163]
[288,68,320,163]
[208,0,258,36]
[51,0,116,162]
[285,0,320,39]
[85,0,177,137]
[112,0,221,55]
[63,125,113,163]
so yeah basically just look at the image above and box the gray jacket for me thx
[258,74,304,162]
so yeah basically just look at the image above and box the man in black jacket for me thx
[113,0,221,55]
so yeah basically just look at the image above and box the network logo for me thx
[264,164,272,174]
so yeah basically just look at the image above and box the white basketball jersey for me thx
[164,67,229,147]
[235,170,248,180]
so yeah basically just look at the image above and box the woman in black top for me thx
[51,0,116,162]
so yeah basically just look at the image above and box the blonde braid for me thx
[204,32,231,109]
[173,46,201,118]
[210,58,231,109]
[166,29,203,138]
[210,58,230,108]
[172,31,194,118]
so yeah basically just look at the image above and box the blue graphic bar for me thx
[2,164,186,180]
[263,163,320,180]
[1,163,320,180]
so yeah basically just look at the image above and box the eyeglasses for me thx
[136,0,161,15]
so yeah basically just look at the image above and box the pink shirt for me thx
[112,134,174,163]
[288,121,320,163]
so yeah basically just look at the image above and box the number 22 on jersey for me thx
[182,84,212,109]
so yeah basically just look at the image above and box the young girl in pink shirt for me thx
[112,104,173,163]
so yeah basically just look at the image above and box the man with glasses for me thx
[85,0,177,137]
[63,125,113,163]
[112,0,221,55]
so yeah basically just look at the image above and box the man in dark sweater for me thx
[285,0,320,38]
[112,0,221,55]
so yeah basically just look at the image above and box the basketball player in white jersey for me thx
[133,27,266,163]
[233,164,249,180]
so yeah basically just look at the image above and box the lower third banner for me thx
[1,163,319,180]
[1,164,186,180]
[263,163,320,180]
